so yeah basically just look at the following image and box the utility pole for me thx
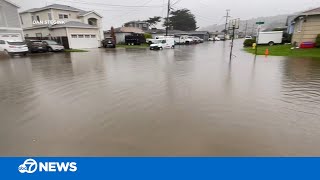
[165,0,171,36]
[229,19,240,61]
[244,20,248,37]
[224,9,231,39]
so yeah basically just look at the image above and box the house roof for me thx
[78,10,103,18]
[301,7,320,15]
[186,31,210,35]
[291,7,320,22]
[3,0,20,7]
[20,4,83,13]
[113,27,144,33]
[50,21,98,29]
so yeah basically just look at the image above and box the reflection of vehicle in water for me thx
[102,37,116,48]
[149,38,175,50]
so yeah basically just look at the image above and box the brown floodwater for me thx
[0,41,320,156]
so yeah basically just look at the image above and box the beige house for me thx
[291,7,320,46]
[0,0,24,41]
[20,4,103,49]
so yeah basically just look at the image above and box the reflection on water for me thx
[0,41,320,156]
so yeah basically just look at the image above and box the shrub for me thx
[144,33,152,39]
[243,39,256,47]
[315,34,320,48]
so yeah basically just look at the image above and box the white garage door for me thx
[69,34,99,49]
[0,33,22,41]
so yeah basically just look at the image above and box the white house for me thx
[0,0,24,41]
[20,4,103,49]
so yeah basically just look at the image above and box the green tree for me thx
[110,26,116,43]
[316,34,320,48]
[144,33,152,39]
[146,16,162,28]
[163,9,197,31]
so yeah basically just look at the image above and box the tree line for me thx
[145,9,198,31]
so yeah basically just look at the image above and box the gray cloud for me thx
[11,0,320,30]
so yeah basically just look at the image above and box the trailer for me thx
[257,31,283,46]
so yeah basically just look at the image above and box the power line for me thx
[52,0,165,8]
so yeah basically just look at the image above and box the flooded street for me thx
[0,40,320,156]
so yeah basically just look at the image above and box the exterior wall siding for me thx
[292,15,320,45]
[0,0,22,28]
[23,27,67,37]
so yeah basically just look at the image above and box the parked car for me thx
[208,37,214,41]
[101,37,116,48]
[215,37,221,41]
[0,40,28,56]
[150,38,175,50]
[25,40,47,53]
[42,40,65,52]
[245,36,253,40]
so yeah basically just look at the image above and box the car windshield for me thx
[31,41,43,45]
[7,41,25,45]
[45,41,58,45]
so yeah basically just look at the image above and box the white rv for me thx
[257,31,283,46]
[149,38,175,50]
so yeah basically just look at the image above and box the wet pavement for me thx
[0,40,320,156]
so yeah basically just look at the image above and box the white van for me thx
[150,38,175,50]
[258,31,283,46]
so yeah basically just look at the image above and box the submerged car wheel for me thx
[48,47,53,52]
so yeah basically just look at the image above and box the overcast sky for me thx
[11,0,320,30]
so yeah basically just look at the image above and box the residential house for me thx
[0,0,24,41]
[104,27,144,44]
[291,7,320,46]
[20,4,103,49]
[124,21,149,31]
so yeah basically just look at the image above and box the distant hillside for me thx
[200,14,294,35]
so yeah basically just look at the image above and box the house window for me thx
[0,40,5,44]
[48,13,52,20]
[25,34,29,37]
[91,35,96,38]
[71,35,77,38]
[88,18,97,26]
[85,35,90,38]
[297,17,304,32]
[36,15,40,21]
[31,15,35,21]
[36,33,42,38]
[78,35,84,38]
[59,14,68,19]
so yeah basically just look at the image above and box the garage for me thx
[0,33,23,41]
[69,34,99,49]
